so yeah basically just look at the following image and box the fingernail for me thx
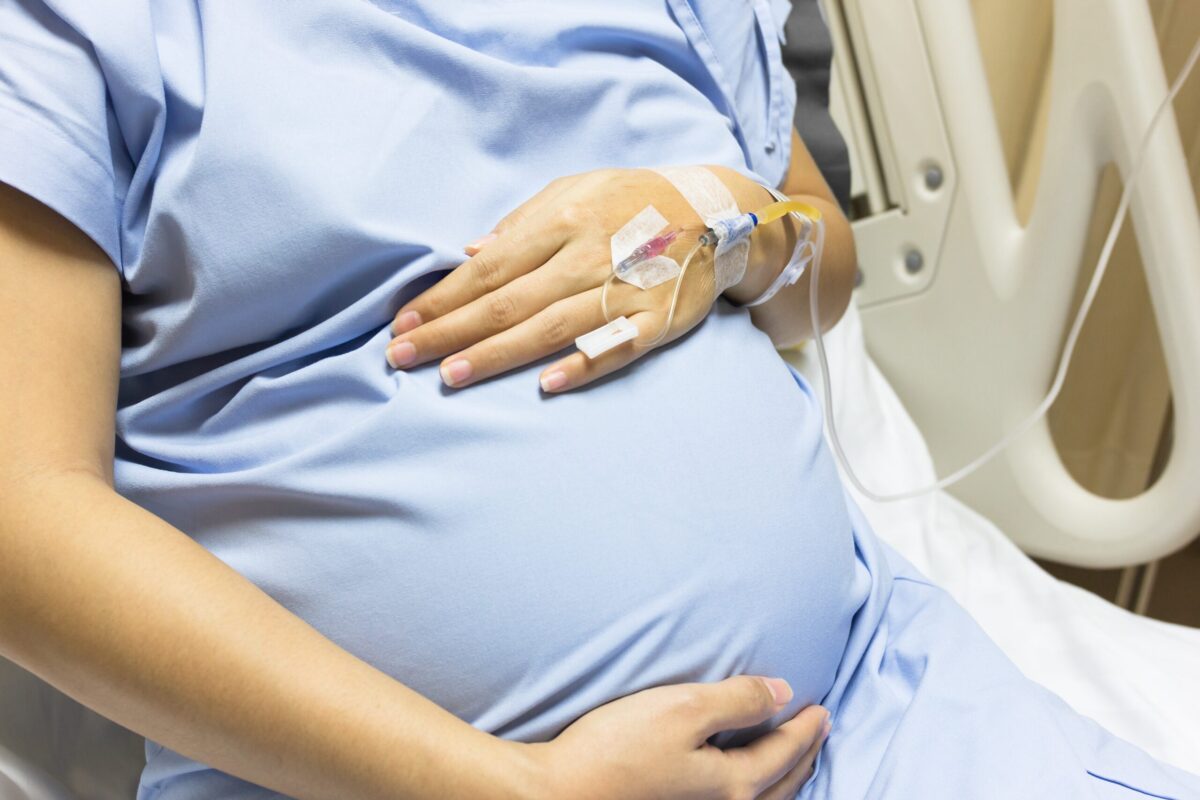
[387,341,417,368]
[763,678,793,706]
[392,310,422,335]
[464,232,497,252]
[440,359,472,386]
[539,370,568,392]
[822,718,832,738]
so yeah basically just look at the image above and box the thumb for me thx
[692,676,793,740]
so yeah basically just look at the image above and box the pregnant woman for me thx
[1,2,1198,799]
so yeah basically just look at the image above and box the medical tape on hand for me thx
[610,205,681,290]
[579,205,671,361]
[652,166,749,295]
[708,214,756,254]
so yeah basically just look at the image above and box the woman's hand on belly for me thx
[384,166,789,393]
[526,676,830,800]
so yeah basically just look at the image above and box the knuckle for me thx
[739,678,773,712]
[583,239,611,270]
[555,203,593,231]
[484,293,519,329]
[481,339,514,371]
[673,686,707,719]
[537,312,572,346]
[418,324,453,356]
[410,297,441,322]
[497,208,526,233]
[471,253,505,293]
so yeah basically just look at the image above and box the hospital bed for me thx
[2,0,1199,796]
[796,0,1200,772]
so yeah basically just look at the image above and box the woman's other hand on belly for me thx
[384,166,789,394]
[522,676,830,800]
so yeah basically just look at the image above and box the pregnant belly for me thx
[128,307,859,743]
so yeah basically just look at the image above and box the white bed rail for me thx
[825,0,1200,567]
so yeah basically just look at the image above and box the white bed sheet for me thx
[786,300,1200,773]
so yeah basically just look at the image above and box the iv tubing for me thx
[811,34,1200,504]
[639,241,705,348]
[756,200,823,226]
[603,200,820,350]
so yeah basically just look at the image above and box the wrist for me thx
[702,167,796,304]
[731,192,836,307]
[482,738,555,800]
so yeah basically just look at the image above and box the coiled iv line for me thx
[813,35,1200,504]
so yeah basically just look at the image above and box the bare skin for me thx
[386,128,857,392]
[0,177,830,799]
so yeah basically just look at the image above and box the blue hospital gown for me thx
[1,1,1197,797]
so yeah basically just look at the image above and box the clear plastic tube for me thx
[811,35,1200,504]
[613,199,822,349]
[638,241,705,348]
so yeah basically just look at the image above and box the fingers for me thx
[755,713,831,800]
[738,707,828,798]
[386,244,638,373]
[431,286,646,389]
[537,244,713,392]
[686,676,795,742]
[535,307,658,392]
[392,206,575,335]
[387,200,712,390]
[679,683,827,800]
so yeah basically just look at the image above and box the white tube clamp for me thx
[575,316,639,358]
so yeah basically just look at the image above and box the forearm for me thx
[0,472,536,800]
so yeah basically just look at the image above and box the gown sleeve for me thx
[0,0,137,269]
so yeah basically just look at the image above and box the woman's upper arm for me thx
[0,182,120,487]
[0,2,138,488]
[781,128,838,205]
